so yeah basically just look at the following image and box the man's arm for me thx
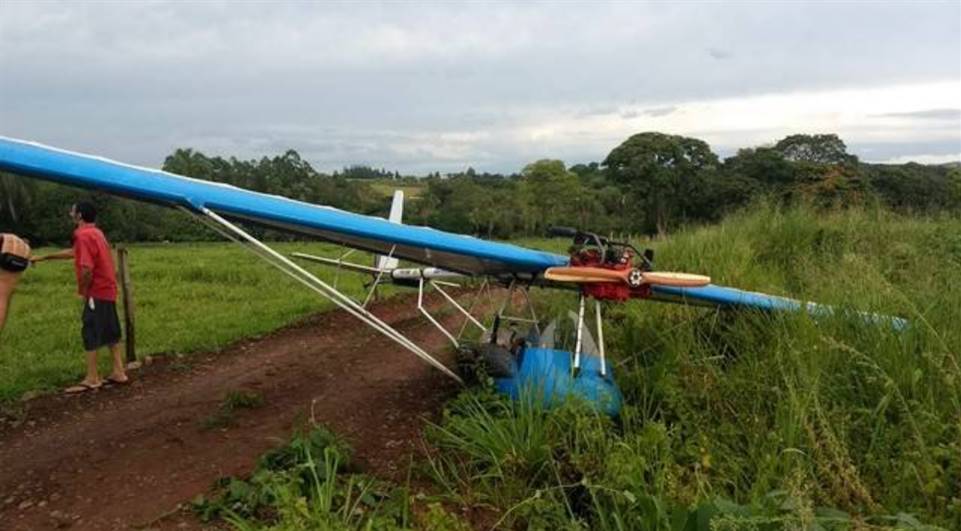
[32,248,74,262]
[78,266,94,300]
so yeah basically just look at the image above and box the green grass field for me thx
[3,204,959,529]
[0,242,390,402]
[362,179,427,200]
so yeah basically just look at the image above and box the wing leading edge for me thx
[0,136,568,276]
[650,284,908,330]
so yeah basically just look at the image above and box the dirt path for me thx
[0,292,473,530]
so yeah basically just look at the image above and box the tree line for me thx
[1,132,958,245]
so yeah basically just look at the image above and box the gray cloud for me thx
[643,106,679,118]
[619,106,679,119]
[1,1,959,172]
[707,48,733,60]
[848,139,961,162]
[874,108,961,120]
[575,106,620,118]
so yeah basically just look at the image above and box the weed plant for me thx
[202,389,266,430]
[194,425,420,530]
[195,425,475,530]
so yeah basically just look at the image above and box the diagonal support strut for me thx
[195,207,463,384]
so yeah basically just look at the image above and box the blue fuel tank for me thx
[494,347,622,417]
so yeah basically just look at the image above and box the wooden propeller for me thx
[544,266,710,288]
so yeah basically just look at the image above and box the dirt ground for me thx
[0,292,473,530]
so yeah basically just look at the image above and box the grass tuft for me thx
[202,389,265,430]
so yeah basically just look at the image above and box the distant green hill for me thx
[351,178,427,200]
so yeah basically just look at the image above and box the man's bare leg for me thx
[64,349,102,393]
[83,349,101,386]
[107,342,128,382]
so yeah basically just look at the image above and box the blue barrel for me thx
[494,347,622,416]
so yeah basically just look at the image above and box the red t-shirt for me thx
[73,224,117,301]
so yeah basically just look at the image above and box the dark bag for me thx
[0,234,30,273]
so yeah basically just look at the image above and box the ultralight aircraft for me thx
[0,137,906,415]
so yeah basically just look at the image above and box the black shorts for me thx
[81,299,122,351]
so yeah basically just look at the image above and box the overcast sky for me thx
[1,1,959,174]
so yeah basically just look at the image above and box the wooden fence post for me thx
[116,246,137,364]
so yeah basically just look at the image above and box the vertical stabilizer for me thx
[375,190,404,270]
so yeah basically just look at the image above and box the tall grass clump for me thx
[426,202,960,529]
[424,388,619,529]
[194,425,418,530]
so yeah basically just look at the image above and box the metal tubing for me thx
[456,279,490,340]
[363,245,395,308]
[200,208,463,383]
[333,248,357,290]
[518,284,540,335]
[432,281,486,332]
[291,252,383,274]
[418,278,459,347]
[573,293,586,371]
[495,279,517,318]
[595,299,606,376]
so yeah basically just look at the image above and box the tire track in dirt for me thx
[0,291,480,530]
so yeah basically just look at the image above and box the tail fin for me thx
[375,190,404,270]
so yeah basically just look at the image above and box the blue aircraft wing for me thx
[0,136,568,276]
[0,136,905,329]
[650,284,907,330]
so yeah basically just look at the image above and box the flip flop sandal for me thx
[64,382,102,394]
[104,376,130,386]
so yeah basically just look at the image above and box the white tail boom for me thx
[375,190,404,271]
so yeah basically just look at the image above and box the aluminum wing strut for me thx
[190,207,464,384]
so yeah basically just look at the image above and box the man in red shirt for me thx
[33,202,128,393]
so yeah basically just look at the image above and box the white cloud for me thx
[881,153,961,165]
[1,1,959,172]
[446,81,961,163]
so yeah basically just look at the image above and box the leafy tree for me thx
[336,165,395,180]
[164,149,217,179]
[518,160,583,236]
[0,172,34,225]
[866,163,961,212]
[420,177,484,235]
[773,134,858,165]
[722,147,796,190]
[951,167,961,208]
[603,132,719,234]
[791,162,866,207]
[569,162,604,184]
[764,134,865,206]
[693,169,763,222]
